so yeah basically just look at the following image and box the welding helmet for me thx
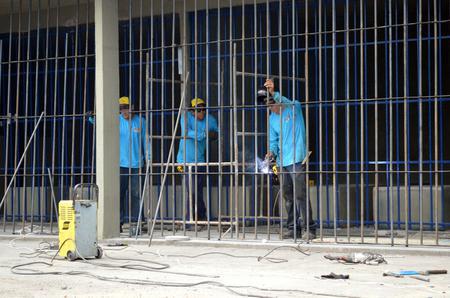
[257,86,274,104]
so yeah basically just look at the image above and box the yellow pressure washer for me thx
[58,183,103,261]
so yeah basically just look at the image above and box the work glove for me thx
[176,166,184,173]
[265,152,275,163]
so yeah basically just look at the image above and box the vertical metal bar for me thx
[345,0,351,243]
[433,0,439,245]
[278,0,284,242]
[305,0,311,243]
[149,0,154,235]
[233,43,239,239]
[181,0,186,235]
[193,0,198,237]
[217,0,222,238]
[128,0,132,230]
[145,50,150,236]
[374,0,379,244]
[359,0,364,243]
[318,0,323,241]
[2,0,13,232]
[265,0,270,241]
[170,0,176,235]
[50,0,61,234]
[70,0,80,192]
[21,0,32,231]
[388,0,394,246]
[138,0,144,238]
[46,168,58,223]
[241,0,245,240]
[229,0,234,239]
[418,0,423,245]
[30,0,42,233]
[253,0,258,240]
[12,0,23,234]
[160,0,165,236]
[218,65,224,239]
[206,0,211,239]
[80,0,90,185]
[40,0,50,233]
[403,0,409,246]
[60,33,69,209]
[332,0,337,242]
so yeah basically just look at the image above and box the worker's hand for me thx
[86,110,93,117]
[208,131,218,141]
[265,152,275,162]
[264,79,275,96]
[176,166,184,173]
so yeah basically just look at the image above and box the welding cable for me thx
[10,261,359,298]
[257,244,310,262]
[113,245,309,264]
[73,246,219,278]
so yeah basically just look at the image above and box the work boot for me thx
[301,230,316,241]
[283,229,301,239]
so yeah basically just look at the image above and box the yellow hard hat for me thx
[191,98,205,107]
[119,96,130,105]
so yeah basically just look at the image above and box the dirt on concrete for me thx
[0,237,449,298]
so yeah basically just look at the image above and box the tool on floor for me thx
[409,276,430,282]
[384,269,447,277]
[58,183,103,261]
[397,270,447,276]
[325,252,387,265]
[320,272,349,279]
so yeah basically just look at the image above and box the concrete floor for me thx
[0,236,449,298]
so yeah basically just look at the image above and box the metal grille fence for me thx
[0,0,449,246]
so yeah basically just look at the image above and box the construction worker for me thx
[88,96,151,232]
[259,79,316,240]
[176,98,218,224]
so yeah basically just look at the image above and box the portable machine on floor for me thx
[58,183,103,261]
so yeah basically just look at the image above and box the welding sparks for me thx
[256,156,272,174]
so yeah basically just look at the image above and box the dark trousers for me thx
[185,166,207,221]
[281,163,316,233]
[120,167,143,224]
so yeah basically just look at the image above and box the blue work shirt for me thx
[176,112,218,163]
[89,114,151,168]
[269,92,306,167]
[119,114,151,168]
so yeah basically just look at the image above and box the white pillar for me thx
[95,0,120,239]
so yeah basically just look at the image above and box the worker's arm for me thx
[181,114,206,140]
[207,114,219,140]
[264,78,301,106]
[273,91,300,106]
[86,111,95,124]
[268,121,279,158]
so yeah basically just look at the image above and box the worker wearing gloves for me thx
[259,79,316,240]
[88,96,151,232]
[176,98,218,224]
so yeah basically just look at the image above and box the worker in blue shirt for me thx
[88,96,151,232]
[259,79,316,240]
[176,98,218,223]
